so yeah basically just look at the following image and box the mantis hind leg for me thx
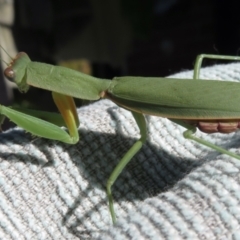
[193,54,240,80]
[184,128,240,160]
[170,119,240,160]
[107,111,147,223]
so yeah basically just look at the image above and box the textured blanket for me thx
[0,63,240,239]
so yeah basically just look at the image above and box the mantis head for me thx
[4,52,31,93]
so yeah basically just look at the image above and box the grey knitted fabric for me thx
[1,63,240,240]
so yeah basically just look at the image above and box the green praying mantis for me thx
[1,48,240,224]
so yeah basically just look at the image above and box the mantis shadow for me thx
[0,126,236,239]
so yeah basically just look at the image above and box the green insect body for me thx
[2,51,240,223]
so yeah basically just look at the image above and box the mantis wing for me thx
[107,77,240,119]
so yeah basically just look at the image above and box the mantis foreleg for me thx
[0,94,79,144]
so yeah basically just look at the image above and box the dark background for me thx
[11,0,240,76]
[1,0,240,128]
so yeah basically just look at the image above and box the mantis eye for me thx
[4,67,15,81]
